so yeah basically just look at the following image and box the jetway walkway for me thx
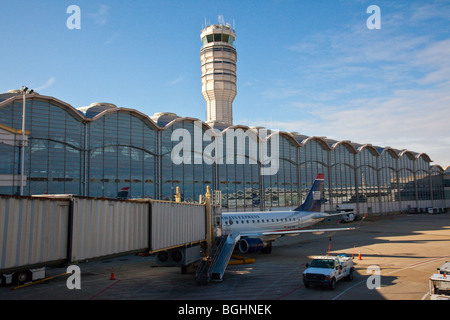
[0,194,207,282]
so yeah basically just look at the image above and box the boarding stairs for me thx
[195,233,240,284]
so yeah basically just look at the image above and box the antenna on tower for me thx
[218,14,225,25]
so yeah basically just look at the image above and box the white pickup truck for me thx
[303,255,354,290]
[428,262,450,300]
[428,274,450,300]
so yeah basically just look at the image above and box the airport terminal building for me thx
[0,23,448,214]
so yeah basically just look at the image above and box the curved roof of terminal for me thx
[0,91,446,169]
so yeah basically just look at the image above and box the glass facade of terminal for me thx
[0,94,447,213]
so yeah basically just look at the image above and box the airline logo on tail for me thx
[294,173,324,212]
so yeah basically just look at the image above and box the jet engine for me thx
[238,238,270,254]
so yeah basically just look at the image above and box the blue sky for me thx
[1,0,449,167]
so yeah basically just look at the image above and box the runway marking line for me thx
[332,254,450,300]
[88,279,121,300]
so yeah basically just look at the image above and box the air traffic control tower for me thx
[200,23,237,126]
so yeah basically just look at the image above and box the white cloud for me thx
[35,77,55,91]
[88,4,111,26]
[168,76,183,86]
[273,79,450,166]
[410,2,450,22]
[265,4,450,167]
[414,39,450,85]
[105,32,120,45]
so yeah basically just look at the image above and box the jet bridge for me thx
[0,193,211,285]
[154,187,227,275]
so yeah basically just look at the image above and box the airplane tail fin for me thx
[293,173,324,212]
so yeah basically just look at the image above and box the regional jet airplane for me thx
[221,174,356,254]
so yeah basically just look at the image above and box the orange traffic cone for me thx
[358,250,362,260]
[110,268,115,280]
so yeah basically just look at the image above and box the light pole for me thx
[19,86,33,196]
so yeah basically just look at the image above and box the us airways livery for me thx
[221,174,356,254]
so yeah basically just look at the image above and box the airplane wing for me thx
[312,212,355,219]
[262,226,357,236]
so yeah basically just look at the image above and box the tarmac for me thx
[1,212,449,302]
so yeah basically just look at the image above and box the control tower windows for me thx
[202,34,235,45]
